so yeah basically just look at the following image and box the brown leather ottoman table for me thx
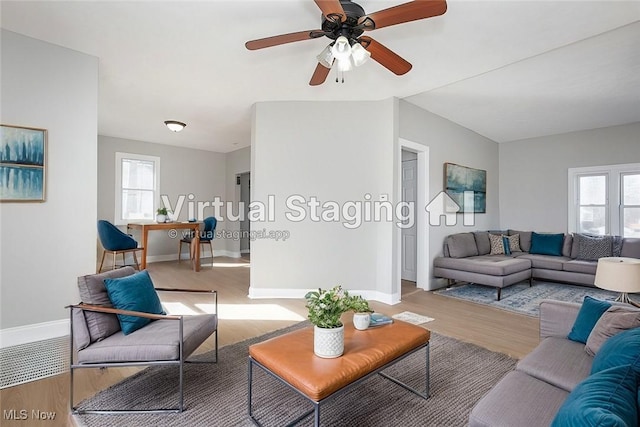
[248,319,431,426]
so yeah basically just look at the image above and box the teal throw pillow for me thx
[567,296,612,343]
[591,327,640,374]
[529,232,564,256]
[103,270,164,335]
[551,364,640,427]
[501,236,512,255]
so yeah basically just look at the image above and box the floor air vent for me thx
[0,336,69,389]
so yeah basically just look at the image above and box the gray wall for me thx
[0,31,98,331]
[499,122,640,232]
[98,136,227,260]
[399,100,501,289]
[250,99,398,301]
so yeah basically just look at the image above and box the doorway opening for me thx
[397,140,429,301]
[238,172,251,256]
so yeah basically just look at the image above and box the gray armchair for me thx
[68,267,218,414]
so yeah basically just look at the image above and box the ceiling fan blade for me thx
[314,0,346,22]
[245,30,323,50]
[359,0,447,30]
[359,36,412,75]
[309,63,332,86]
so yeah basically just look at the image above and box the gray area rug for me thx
[74,322,516,427]
[436,280,640,317]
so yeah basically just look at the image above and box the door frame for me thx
[396,139,429,294]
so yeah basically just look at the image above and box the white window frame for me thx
[114,152,160,225]
[568,163,640,236]
[621,171,640,238]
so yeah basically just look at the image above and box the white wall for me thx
[499,122,640,232]
[97,135,228,260]
[398,100,501,289]
[250,99,397,302]
[224,146,251,257]
[0,31,98,340]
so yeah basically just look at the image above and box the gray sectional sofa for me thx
[469,299,640,426]
[433,230,640,300]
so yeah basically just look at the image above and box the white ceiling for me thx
[2,1,639,152]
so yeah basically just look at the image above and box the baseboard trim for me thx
[248,287,399,305]
[0,319,69,348]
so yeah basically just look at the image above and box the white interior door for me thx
[402,158,417,282]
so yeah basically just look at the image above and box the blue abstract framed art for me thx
[444,162,486,213]
[1,124,47,202]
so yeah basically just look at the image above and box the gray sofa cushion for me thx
[509,230,532,252]
[516,337,593,392]
[77,313,217,364]
[468,370,569,427]
[77,267,136,343]
[562,259,597,275]
[562,234,573,257]
[473,231,491,255]
[446,233,479,258]
[72,307,91,351]
[517,254,570,271]
[434,256,530,276]
[621,237,640,258]
[585,305,640,356]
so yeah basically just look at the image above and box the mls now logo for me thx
[425,191,476,226]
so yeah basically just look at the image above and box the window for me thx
[621,173,640,237]
[569,163,640,237]
[115,152,160,225]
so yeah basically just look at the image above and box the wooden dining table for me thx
[127,221,201,272]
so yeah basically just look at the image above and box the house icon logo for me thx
[425,191,476,226]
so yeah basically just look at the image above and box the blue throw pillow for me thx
[502,236,512,255]
[567,296,612,343]
[591,327,640,374]
[529,232,564,256]
[103,270,164,335]
[551,364,640,427]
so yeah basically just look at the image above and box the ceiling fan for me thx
[245,0,447,85]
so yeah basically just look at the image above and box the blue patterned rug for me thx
[435,281,640,317]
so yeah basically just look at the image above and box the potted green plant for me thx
[304,285,371,357]
[156,207,170,223]
[349,295,373,331]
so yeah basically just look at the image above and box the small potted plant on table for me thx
[304,285,371,358]
[156,207,170,223]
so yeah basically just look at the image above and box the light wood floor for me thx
[0,256,539,426]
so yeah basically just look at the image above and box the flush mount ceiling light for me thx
[164,120,186,132]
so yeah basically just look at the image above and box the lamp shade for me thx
[350,42,371,67]
[164,120,186,132]
[594,257,640,293]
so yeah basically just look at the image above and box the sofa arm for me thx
[539,299,581,340]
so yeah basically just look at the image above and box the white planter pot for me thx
[313,325,344,358]
[353,312,371,330]
[156,214,166,223]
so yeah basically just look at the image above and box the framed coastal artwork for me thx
[0,124,47,202]
[444,162,486,213]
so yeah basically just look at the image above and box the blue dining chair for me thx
[178,217,217,265]
[97,220,143,272]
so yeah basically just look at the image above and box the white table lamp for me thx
[594,257,640,307]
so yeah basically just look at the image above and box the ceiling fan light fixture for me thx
[337,58,353,72]
[164,120,186,132]
[316,44,334,68]
[331,36,352,60]
[350,42,371,67]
